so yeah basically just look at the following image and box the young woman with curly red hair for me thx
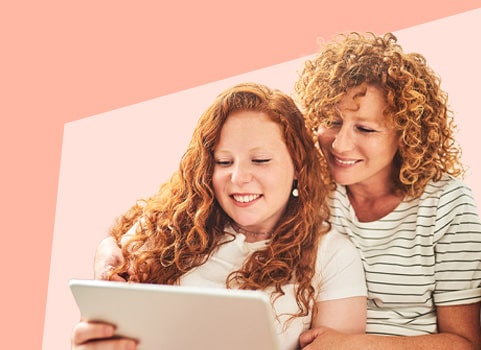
[71,83,367,350]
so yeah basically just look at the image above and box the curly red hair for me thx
[295,32,464,197]
[109,83,332,319]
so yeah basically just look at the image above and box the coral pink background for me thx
[2,2,481,349]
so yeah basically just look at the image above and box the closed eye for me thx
[326,120,342,128]
[356,126,376,133]
[215,160,232,166]
[253,159,271,164]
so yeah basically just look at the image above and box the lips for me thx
[332,155,359,167]
[232,194,261,203]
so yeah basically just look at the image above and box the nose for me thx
[231,162,252,185]
[331,125,355,153]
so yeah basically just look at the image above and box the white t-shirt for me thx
[180,226,367,350]
[329,174,481,336]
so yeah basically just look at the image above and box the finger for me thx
[299,334,314,348]
[96,265,128,282]
[109,273,128,282]
[95,265,112,281]
[72,321,116,345]
[299,328,322,348]
[73,338,137,350]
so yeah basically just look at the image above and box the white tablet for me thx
[69,279,281,350]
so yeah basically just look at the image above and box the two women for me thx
[76,32,481,349]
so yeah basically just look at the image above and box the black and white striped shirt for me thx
[329,174,481,335]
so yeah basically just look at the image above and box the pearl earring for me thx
[291,180,299,197]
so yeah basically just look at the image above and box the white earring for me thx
[291,179,299,197]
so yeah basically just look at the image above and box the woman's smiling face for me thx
[212,111,296,235]
[317,84,399,189]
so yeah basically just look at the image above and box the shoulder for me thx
[419,174,479,213]
[422,174,475,199]
[420,175,481,242]
[315,229,367,299]
[320,229,353,248]
[318,229,360,266]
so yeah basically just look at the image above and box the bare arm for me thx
[300,303,481,350]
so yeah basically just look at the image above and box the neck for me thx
[345,184,404,222]
[230,221,272,240]
[345,177,399,202]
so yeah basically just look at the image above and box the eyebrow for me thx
[334,111,376,124]
[214,146,278,154]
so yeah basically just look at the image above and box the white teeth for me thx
[233,194,261,203]
[335,157,356,166]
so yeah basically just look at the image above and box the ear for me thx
[396,134,405,153]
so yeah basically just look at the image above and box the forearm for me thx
[351,332,479,350]
[346,304,481,350]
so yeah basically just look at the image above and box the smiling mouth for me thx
[333,157,358,166]
[232,194,261,203]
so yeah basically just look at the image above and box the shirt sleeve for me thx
[433,179,481,305]
[315,229,367,301]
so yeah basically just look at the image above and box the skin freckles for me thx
[317,84,398,191]
[317,84,403,222]
[212,111,295,240]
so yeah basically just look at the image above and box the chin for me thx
[332,174,356,186]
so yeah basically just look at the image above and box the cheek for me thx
[384,135,400,158]
[317,130,332,150]
[211,171,222,196]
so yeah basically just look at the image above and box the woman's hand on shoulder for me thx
[71,320,137,350]
[94,236,125,281]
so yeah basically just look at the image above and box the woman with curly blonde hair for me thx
[295,32,481,350]
[71,83,367,350]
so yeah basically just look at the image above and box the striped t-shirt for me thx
[329,174,481,336]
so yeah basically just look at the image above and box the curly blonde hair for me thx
[295,32,464,197]
[109,83,332,319]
